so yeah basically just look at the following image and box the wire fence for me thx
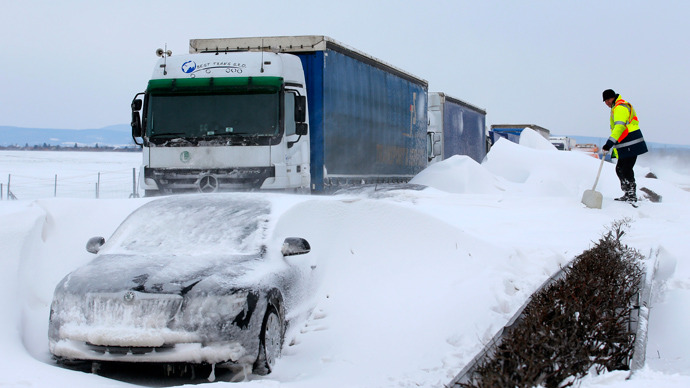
[0,151,142,200]
[2,169,139,200]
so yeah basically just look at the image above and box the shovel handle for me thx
[591,152,608,190]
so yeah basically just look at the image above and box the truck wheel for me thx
[253,306,283,375]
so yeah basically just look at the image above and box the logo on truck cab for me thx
[181,61,197,74]
[180,61,246,76]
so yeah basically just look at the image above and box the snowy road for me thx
[2,134,690,387]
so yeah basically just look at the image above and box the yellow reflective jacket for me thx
[608,95,647,158]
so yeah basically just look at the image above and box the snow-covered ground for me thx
[1,131,689,387]
[0,150,140,200]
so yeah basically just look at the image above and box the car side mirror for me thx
[86,236,105,254]
[281,237,311,257]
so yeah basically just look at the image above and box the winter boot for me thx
[615,181,630,201]
[614,182,637,202]
[626,182,637,203]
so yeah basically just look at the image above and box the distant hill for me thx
[0,124,135,148]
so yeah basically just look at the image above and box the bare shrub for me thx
[461,219,644,388]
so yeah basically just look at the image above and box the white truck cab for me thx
[131,50,310,195]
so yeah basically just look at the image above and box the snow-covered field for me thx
[1,132,689,387]
[0,150,141,200]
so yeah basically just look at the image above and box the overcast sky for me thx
[1,0,687,144]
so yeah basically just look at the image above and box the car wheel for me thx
[253,306,283,375]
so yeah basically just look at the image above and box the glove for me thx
[602,140,614,152]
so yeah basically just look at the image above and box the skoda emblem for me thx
[123,291,135,303]
[199,175,219,193]
[180,151,191,163]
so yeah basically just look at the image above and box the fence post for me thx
[7,174,16,200]
[54,174,57,197]
[96,172,101,199]
[7,174,14,200]
[131,168,139,198]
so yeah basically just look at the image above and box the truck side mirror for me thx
[433,142,442,156]
[131,111,143,139]
[131,97,144,143]
[295,123,308,136]
[294,96,307,123]
[131,99,143,112]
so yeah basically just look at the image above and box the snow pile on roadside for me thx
[1,136,690,387]
[410,154,505,194]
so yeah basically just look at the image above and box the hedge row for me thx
[461,220,644,388]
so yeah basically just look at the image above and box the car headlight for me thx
[176,290,250,331]
[49,292,90,341]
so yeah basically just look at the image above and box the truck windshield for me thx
[146,92,280,141]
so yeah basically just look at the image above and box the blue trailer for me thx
[292,39,428,192]
[489,124,550,146]
[132,36,428,195]
[427,92,487,164]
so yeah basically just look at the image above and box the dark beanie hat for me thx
[602,89,617,101]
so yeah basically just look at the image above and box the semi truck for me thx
[131,35,428,195]
[427,92,487,164]
[489,124,551,145]
[549,136,576,151]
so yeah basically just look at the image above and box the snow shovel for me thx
[581,153,607,209]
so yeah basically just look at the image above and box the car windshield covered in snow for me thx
[101,194,271,256]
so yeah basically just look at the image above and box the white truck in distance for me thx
[549,136,577,151]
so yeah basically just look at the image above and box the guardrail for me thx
[629,248,659,374]
[447,263,573,387]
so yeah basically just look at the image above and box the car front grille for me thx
[86,291,183,329]
[84,343,174,355]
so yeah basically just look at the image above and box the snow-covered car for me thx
[48,193,314,376]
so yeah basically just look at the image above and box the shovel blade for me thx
[581,189,603,209]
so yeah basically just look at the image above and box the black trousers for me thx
[615,155,637,192]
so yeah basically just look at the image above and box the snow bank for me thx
[410,155,505,194]
[1,139,690,387]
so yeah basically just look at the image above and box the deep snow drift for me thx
[1,130,689,387]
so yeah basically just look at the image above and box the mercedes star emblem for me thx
[199,175,219,193]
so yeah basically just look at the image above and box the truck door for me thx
[284,90,309,190]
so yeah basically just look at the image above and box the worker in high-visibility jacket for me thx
[601,89,648,203]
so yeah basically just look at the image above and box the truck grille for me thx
[146,167,274,193]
